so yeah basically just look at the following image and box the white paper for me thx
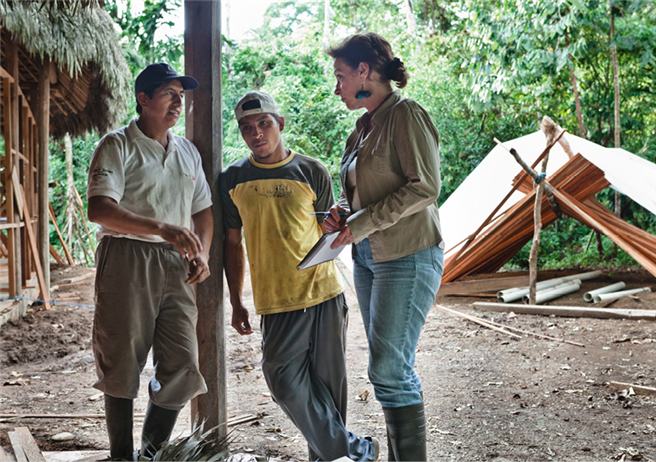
[297,232,346,270]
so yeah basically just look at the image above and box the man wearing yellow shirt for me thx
[220,91,377,461]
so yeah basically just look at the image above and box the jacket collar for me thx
[355,90,402,132]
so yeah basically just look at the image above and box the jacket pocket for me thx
[370,145,390,173]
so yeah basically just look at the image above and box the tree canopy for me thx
[48,0,656,269]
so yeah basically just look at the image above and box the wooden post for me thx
[528,150,550,304]
[37,58,51,294]
[185,0,226,436]
[6,39,22,298]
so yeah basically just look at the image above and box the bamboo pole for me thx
[435,304,522,339]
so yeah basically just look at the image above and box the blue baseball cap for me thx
[135,63,199,96]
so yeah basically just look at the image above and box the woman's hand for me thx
[324,205,348,232]
[331,226,354,249]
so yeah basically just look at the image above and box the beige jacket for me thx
[338,91,444,262]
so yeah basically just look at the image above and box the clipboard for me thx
[297,232,346,270]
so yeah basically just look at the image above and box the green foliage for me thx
[44,0,655,273]
[49,133,100,263]
[105,0,184,76]
[505,216,639,270]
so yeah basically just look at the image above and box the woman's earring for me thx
[356,82,371,99]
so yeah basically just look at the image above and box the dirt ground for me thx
[2,262,656,461]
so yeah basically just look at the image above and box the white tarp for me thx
[439,131,656,256]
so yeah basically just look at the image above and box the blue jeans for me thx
[353,239,443,408]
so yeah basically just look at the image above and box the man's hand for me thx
[160,223,203,260]
[324,205,348,233]
[231,303,253,335]
[186,255,210,284]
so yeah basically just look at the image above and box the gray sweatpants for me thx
[260,294,376,461]
[92,237,207,411]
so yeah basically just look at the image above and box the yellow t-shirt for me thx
[220,152,343,315]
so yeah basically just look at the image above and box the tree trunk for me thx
[63,133,76,261]
[404,0,417,33]
[323,0,330,49]
[610,2,621,217]
[565,33,585,137]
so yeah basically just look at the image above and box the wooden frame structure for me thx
[0,2,131,323]
[0,38,47,311]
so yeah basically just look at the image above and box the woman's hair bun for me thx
[386,57,408,88]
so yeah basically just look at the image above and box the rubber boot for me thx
[140,401,180,459]
[104,394,134,460]
[383,402,427,462]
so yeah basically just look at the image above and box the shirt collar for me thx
[126,118,176,152]
[355,90,402,132]
[249,151,295,169]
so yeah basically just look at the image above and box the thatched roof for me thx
[0,0,131,138]
[7,0,105,10]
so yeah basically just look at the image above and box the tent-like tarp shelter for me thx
[439,129,656,283]
[0,0,130,322]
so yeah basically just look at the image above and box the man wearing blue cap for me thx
[87,63,213,460]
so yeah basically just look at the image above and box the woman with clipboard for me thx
[325,33,444,461]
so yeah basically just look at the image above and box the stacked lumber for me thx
[443,153,656,283]
[443,154,608,282]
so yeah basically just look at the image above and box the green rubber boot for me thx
[104,395,134,460]
[383,402,427,462]
[140,401,180,459]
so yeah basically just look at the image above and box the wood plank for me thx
[49,244,66,265]
[473,302,656,320]
[0,445,10,462]
[15,427,46,462]
[3,75,19,298]
[19,185,50,309]
[49,203,75,265]
[37,58,51,297]
[438,275,529,295]
[7,431,28,462]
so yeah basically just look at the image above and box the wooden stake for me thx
[435,304,522,339]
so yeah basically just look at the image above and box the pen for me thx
[310,212,347,216]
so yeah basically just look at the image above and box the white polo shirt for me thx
[87,119,212,242]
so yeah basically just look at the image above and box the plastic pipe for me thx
[498,271,601,299]
[584,282,626,302]
[523,280,581,304]
[498,278,567,302]
[560,270,602,282]
[592,287,652,303]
